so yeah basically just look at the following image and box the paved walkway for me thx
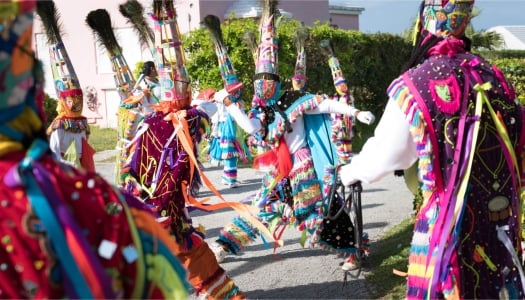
[95,150,414,299]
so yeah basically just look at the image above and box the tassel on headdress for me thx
[320,39,353,164]
[86,9,136,101]
[291,26,308,92]
[119,0,155,56]
[150,0,191,107]
[37,1,83,118]
[203,15,243,102]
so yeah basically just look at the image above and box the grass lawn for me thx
[365,217,414,299]
[89,126,118,152]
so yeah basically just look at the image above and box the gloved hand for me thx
[356,111,375,125]
[213,88,230,104]
[338,163,357,187]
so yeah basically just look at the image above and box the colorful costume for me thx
[86,8,144,186]
[38,2,95,171]
[122,2,247,298]
[320,39,355,164]
[0,2,189,298]
[210,1,375,263]
[203,15,251,187]
[339,0,525,298]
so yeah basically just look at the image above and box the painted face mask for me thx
[420,0,474,37]
[254,78,277,101]
[292,75,306,92]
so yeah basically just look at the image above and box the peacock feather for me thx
[86,9,122,57]
[36,0,63,45]
[119,0,154,50]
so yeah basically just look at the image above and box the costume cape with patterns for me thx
[122,103,267,299]
[216,90,362,256]
[388,37,525,299]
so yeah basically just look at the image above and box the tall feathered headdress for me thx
[320,39,348,96]
[86,9,136,102]
[37,0,83,118]
[253,0,281,106]
[255,0,279,80]
[291,26,309,91]
[203,15,243,102]
[119,0,155,57]
[150,0,191,107]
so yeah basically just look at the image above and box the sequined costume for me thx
[38,2,95,171]
[203,15,251,187]
[339,0,525,298]
[121,2,246,298]
[0,2,189,298]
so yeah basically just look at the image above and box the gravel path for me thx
[95,150,414,299]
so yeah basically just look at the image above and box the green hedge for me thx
[184,18,412,151]
[43,93,58,129]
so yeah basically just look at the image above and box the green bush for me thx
[43,93,58,129]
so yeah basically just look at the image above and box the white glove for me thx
[339,163,357,187]
[356,111,375,125]
[213,88,229,104]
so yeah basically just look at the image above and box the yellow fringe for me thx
[0,107,42,157]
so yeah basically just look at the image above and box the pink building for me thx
[33,0,363,128]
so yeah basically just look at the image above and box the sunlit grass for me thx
[89,126,117,152]
[365,217,414,299]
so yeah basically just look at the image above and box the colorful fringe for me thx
[216,216,261,255]
[389,76,438,299]
[116,106,144,186]
[46,116,90,135]
[209,115,250,163]
[177,241,244,299]
[222,158,238,184]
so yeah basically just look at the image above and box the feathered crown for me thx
[320,39,348,96]
[292,26,309,91]
[37,0,83,117]
[203,15,243,102]
[86,9,136,102]
[418,0,475,38]
[150,0,191,106]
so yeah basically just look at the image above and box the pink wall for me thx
[33,0,152,127]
